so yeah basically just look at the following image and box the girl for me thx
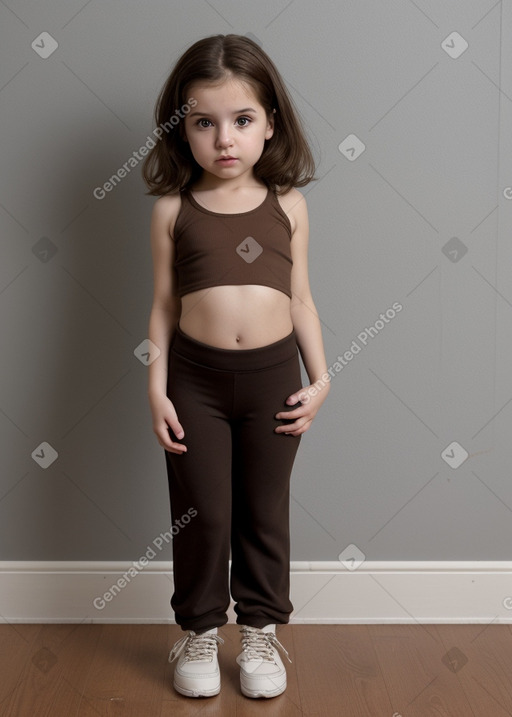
[142,34,330,699]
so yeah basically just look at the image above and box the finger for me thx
[283,419,311,436]
[162,438,187,453]
[168,417,185,440]
[275,418,303,433]
[275,426,298,434]
[166,444,188,454]
[155,430,186,453]
[157,425,187,452]
[275,406,305,421]
[276,397,304,419]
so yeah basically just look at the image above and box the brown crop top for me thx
[172,187,293,299]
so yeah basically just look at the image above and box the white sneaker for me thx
[168,627,224,697]
[237,624,292,698]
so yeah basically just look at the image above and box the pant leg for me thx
[165,348,233,632]
[230,352,303,627]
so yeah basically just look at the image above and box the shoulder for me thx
[150,191,183,240]
[275,187,308,236]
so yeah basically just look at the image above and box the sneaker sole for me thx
[240,681,286,699]
[173,681,220,698]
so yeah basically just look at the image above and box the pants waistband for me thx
[171,324,298,372]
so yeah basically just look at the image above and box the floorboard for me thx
[0,623,511,716]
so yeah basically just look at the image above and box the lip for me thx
[216,156,237,163]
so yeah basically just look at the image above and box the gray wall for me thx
[1,0,511,563]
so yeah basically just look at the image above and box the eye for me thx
[236,116,251,127]
[196,118,212,128]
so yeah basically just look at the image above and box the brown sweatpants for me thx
[164,324,302,632]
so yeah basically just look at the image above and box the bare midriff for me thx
[179,284,294,349]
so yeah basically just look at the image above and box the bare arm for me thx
[275,189,330,435]
[147,194,187,453]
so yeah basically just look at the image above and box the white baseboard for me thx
[1,561,512,624]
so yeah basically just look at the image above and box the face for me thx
[183,77,274,186]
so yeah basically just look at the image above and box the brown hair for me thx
[141,34,315,196]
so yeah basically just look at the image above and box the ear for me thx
[265,109,275,140]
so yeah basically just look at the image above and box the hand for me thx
[148,392,187,454]
[274,382,330,437]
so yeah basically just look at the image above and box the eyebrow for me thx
[188,107,258,118]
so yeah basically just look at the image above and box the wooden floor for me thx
[1,623,512,716]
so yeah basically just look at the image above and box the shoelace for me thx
[168,631,224,664]
[239,626,292,664]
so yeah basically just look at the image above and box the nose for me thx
[215,123,234,148]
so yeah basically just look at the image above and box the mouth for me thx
[216,156,237,162]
